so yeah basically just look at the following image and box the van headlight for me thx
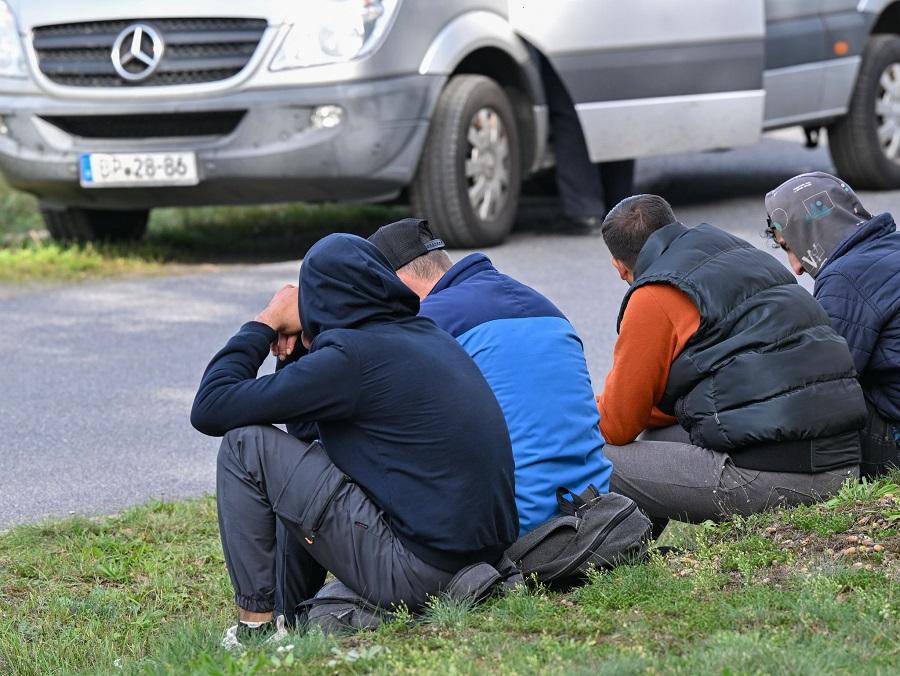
[0,1,26,78]
[270,0,399,70]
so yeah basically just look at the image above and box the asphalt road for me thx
[3,131,897,528]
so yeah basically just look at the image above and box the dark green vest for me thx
[620,223,864,472]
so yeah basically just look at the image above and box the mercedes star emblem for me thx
[111,23,164,82]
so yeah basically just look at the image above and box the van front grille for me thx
[33,17,267,87]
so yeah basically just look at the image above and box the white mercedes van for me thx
[0,1,897,246]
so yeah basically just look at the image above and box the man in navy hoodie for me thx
[191,234,517,646]
[765,172,900,477]
[369,219,613,536]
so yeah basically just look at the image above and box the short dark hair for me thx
[762,216,782,249]
[397,249,452,281]
[601,194,676,268]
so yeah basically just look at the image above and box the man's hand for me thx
[255,284,302,335]
[272,332,299,361]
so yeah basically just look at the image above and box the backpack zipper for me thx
[305,475,349,544]
[555,501,638,579]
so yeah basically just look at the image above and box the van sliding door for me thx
[510,0,766,161]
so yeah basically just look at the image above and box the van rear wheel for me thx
[41,207,149,243]
[411,75,521,248]
[829,34,900,189]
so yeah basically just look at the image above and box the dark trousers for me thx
[860,401,900,479]
[539,54,636,218]
[216,425,454,617]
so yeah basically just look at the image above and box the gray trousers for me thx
[604,426,858,529]
[216,425,454,617]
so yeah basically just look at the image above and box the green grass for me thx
[2,472,900,674]
[0,179,42,235]
[0,178,408,283]
[0,242,168,283]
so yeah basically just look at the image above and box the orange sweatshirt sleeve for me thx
[597,284,701,445]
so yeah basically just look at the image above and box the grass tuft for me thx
[824,476,900,508]
[0,240,165,283]
[420,595,476,631]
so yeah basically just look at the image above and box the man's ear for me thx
[611,256,633,283]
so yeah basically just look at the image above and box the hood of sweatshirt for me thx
[299,233,420,339]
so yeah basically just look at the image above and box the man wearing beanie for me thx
[369,219,613,536]
[765,172,900,477]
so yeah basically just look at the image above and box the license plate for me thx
[80,152,199,188]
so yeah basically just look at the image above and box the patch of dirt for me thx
[763,496,900,570]
[665,495,900,583]
[753,564,794,587]
[765,495,900,561]
[0,584,29,601]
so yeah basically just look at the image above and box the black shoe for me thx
[559,214,605,236]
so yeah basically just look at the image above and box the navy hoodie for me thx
[191,234,518,570]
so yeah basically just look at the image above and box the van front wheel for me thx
[41,207,149,243]
[411,75,521,248]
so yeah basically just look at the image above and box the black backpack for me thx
[506,485,652,589]
[295,557,523,634]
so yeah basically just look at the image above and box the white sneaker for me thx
[221,614,289,651]
[221,624,243,651]
[264,614,290,645]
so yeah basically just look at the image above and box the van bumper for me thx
[0,74,445,209]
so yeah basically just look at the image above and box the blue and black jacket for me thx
[419,253,613,535]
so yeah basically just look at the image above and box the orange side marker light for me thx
[834,41,850,57]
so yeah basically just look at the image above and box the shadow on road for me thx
[515,136,834,235]
[74,137,836,264]
[141,202,406,264]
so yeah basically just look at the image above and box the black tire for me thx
[410,75,521,248]
[828,34,900,189]
[41,207,149,243]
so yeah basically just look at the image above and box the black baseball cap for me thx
[367,218,445,271]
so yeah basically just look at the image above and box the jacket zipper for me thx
[556,501,638,579]
[305,475,349,544]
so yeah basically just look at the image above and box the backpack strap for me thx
[508,485,602,563]
[505,515,579,563]
[444,562,505,604]
[556,484,600,517]
[295,580,383,614]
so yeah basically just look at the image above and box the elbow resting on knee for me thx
[190,400,226,437]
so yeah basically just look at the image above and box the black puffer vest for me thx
[620,223,865,472]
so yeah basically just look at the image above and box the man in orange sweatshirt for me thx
[596,194,864,537]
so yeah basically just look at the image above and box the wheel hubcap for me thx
[875,63,900,163]
[464,107,510,221]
